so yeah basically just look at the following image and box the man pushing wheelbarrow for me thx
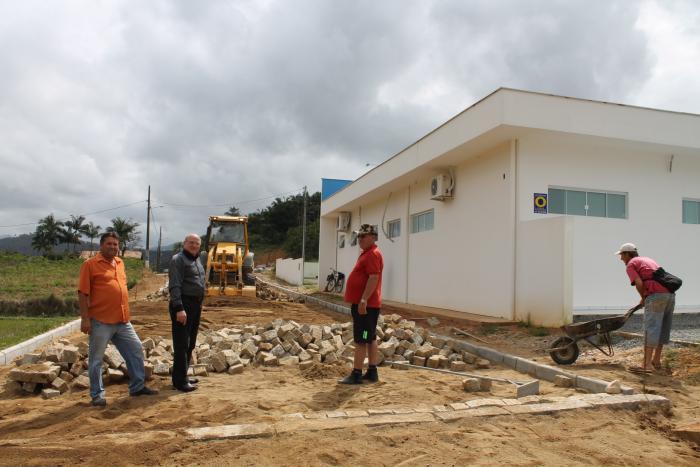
[549,243,681,372]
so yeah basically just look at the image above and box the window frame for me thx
[682,198,700,225]
[548,186,628,219]
[387,219,401,239]
[410,209,435,234]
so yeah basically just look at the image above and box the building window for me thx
[548,188,627,219]
[387,219,401,239]
[683,199,700,224]
[410,209,434,233]
[338,235,345,248]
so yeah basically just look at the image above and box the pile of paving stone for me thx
[255,282,306,303]
[7,314,488,400]
[145,285,169,301]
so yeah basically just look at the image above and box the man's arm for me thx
[358,274,379,315]
[78,293,91,334]
[633,277,645,304]
[168,256,187,325]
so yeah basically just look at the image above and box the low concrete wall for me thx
[0,319,81,365]
[275,258,320,285]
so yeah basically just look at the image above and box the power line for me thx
[152,187,306,210]
[0,200,147,229]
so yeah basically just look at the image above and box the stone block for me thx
[261,330,278,342]
[142,338,155,351]
[462,378,481,392]
[475,359,490,369]
[412,356,426,366]
[211,352,229,373]
[554,375,573,388]
[449,402,468,410]
[16,353,41,366]
[41,388,61,399]
[426,355,441,369]
[59,371,74,383]
[391,360,409,370]
[479,378,492,392]
[72,375,90,390]
[154,363,170,376]
[450,360,467,372]
[298,350,312,362]
[323,352,338,364]
[51,377,69,393]
[228,364,244,375]
[240,342,258,359]
[263,356,278,366]
[193,364,208,376]
[258,343,273,351]
[9,363,61,384]
[299,360,314,370]
[605,380,622,394]
[461,352,477,364]
[106,369,125,383]
[466,398,506,409]
[279,356,299,366]
[271,345,286,358]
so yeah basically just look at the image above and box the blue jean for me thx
[643,293,675,347]
[88,319,145,399]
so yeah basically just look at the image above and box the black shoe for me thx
[130,386,159,396]
[362,367,379,383]
[91,397,107,407]
[174,383,198,393]
[188,378,199,385]
[338,371,363,385]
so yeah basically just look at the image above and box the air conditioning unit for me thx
[430,173,454,200]
[337,212,351,231]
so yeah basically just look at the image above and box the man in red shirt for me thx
[339,224,384,385]
[616,243,675,373]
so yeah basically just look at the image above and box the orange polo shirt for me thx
[78,253,130,323]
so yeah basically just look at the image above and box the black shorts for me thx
[351,304,380,343]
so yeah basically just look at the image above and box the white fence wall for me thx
[276,258,319,285]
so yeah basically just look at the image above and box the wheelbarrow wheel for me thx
[549,336,579,365]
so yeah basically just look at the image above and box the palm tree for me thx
[107,217,140,256]
[82,222,101,251]
[31,214,64,256]
[63,215,86,252]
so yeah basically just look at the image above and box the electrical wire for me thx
[0,200,147,229]
[151,187,306,210]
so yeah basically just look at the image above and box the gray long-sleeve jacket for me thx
[168,251,206,311]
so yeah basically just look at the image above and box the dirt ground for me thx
[1,277,699,465]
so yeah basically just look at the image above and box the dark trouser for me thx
[170,295,202,387]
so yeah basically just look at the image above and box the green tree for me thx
[82,222,101,251]
[225,206,241,216]
[62,215,86,252]
[31,214,64,256]
[107,217,140,256]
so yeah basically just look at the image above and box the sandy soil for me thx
[1,281,699,466]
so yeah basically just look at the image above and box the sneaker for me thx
[362,367,379,383]
[130,386,159,396]
[91,397,107,407]
[338,370,363,385]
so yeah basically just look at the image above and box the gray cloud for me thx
[0,0,695,246]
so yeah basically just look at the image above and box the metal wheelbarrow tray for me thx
[548,304,643,365]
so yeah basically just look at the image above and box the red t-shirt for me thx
[344,244,383,307]
[626,256,670,297]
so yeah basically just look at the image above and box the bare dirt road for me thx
[1,280,699,466]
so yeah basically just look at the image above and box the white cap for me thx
[615,243,637,255]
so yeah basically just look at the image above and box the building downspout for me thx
[511,139,519,321]
[405,185,411,304]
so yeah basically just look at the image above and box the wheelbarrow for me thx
[548,304,643,365]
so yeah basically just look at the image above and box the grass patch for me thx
[0,316,75,350]
[0,251,144,301]
[517,319,550,336]
[480,324,499,335]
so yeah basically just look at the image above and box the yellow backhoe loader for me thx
[203,215,256,298]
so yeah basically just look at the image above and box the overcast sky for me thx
[1,0,699,246]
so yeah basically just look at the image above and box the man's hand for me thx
[176,310,187,325]
[80,317,91,335]
[358,300,367,315]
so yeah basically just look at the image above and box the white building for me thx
[319,88,700,326]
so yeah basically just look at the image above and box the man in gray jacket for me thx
[168,234,206,392]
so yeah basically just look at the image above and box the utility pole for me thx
[301,185,307,286]
[155,226,162,273]
[145,185,151,269]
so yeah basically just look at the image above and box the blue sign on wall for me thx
[534,193,548,214]
[321,178,352,201]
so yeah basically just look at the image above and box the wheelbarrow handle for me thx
[624,303,644,320]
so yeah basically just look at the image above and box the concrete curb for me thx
[257,279,634,395]
[0,319,80,365]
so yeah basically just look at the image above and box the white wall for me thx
[304,262,319,279]
[516,216,574,326]
[275,258,303,286]
[518,132,700,311]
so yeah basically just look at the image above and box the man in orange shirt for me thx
[339,224,384,385]
[78,232,157,406]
